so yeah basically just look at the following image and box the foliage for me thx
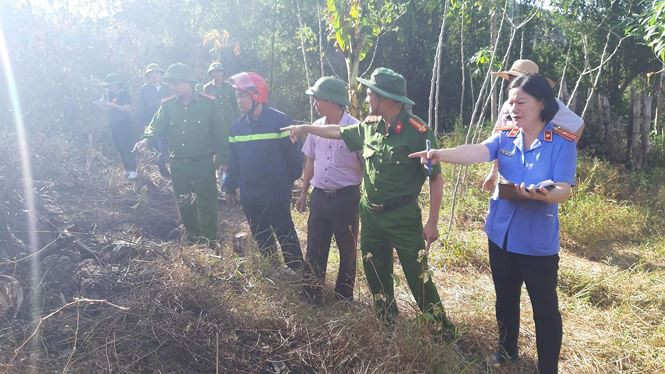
[324,0,407,116]
[628,0,665,62]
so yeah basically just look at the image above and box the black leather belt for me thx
[365,195,414,213]
[313,185,358,199]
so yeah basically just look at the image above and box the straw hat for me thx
[492,59,555,87]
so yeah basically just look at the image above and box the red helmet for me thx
[229,72,269,104]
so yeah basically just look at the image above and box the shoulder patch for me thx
[161,95,176,103]
[364,115,382,123]
[553,126,578,142]
[407,117,428,133]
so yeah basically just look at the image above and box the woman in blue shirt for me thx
[410,74,576,374]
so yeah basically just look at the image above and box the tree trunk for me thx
[631,88,642,168]
[347,56,362,119]
[490,9,498,125]
[642,94,653,165]
[602,96,611,145]
[656,67,665,138]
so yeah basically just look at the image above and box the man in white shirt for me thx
[297,77,362,303]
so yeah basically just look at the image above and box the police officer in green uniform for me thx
[134,63,228,244]
[204,62,240,120]
[283,67,455,337]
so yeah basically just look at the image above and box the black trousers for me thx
[242,200,303,270]
[303,185,360,300]
[109,122,136,172]
[488,239,562,374]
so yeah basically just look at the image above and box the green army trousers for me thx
[359,199,449,325]
[170,156,218,242]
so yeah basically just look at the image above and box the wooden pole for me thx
[642,94,653,165]
[631,88,642,168]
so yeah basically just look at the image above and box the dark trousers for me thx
[109,122,136,172]
[243,200,304,270]
[303,186,360,300]
[489,240,562,374]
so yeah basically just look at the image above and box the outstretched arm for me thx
[281,124,342,143]
[409,143,491,165]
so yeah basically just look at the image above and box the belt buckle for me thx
[322,189,335,198]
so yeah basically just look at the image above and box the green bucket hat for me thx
[144,63,164,76]
[101,73,124,87]
[207,62,225,76]
[306,76,350,106]
[162,63,198,84]
[356,67,415,105]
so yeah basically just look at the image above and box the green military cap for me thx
[162,62,198,84]
[357,67,415,105]
[306,76,350,106]
[207,62,225,76]
[101,73,123,87]
[144,63,164,76]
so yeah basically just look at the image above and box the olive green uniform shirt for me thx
[340,110,440,203]
[204,81,240,120]
[143,92,229,165]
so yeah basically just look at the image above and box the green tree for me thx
[324,0,406,117]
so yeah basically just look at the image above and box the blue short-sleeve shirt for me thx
[482,122,577,256]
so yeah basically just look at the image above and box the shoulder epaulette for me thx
[495,126,516,132]
[553,126,578,142]
[364,115,382,123]
[161,95,176,103]
[505,128,520,137]
[407,116,429,133]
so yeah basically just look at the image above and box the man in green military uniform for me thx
[283,67,455,337]
[204,61,240,120]
[134,63,228,244]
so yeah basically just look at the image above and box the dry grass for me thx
[0,134,663,372]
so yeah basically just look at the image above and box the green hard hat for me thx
[101,73,123,87]
[162,62,198,84]
[207,62,225,76]
[306,76,350,106]
[144,63,164,76]
[356,67,415,105]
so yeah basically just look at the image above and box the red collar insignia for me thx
[544,130,553,142]
[395,121,403,134]
[507,128,520,137]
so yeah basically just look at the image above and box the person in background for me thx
[96,73,137,180]
[134,63,228,244]
[483,59,582,191]
[204,61,240,119]
[136,63,171,177]
[204,61,240,189]
[224,72,304,274]
[410,74,577,374]
[297,76,362,303]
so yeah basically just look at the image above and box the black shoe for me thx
[487,351,519,367]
